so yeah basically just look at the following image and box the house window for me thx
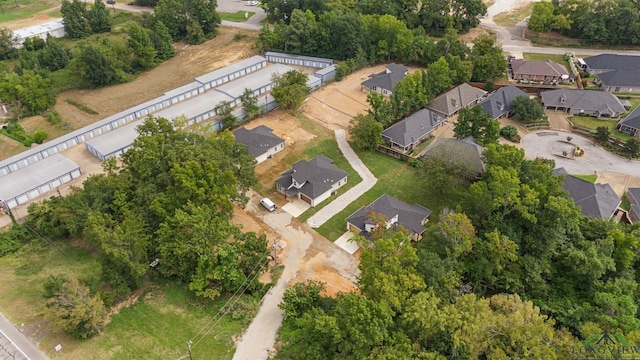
[383,90,388,95]
[372,86,377,91]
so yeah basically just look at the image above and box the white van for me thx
[260,198,277,212]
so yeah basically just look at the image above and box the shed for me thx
[265,51,333,68]
[0,154,80,209]
[315,64,336,84]
[13,20,65,46]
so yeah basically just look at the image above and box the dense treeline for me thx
[530,0,640,45]
[277,144,640,358]
[5,117,269,337]
[261,0,486,35]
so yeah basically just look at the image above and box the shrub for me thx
[484,80,494,92]
[46,111,62,125]
[33,130,48,144]
[581,79,588,88]
[500,125,520,143]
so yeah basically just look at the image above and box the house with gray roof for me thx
[540,89,627,118]
[426,83,487,117]
[554,168,620,220]
[581,54,640,93]
[381,108,444,153]
[275,155,348,207]
[346,194,432,241]
[422,137,485,178]
[510,59,569,82]
[617,106,640,136]
[626,188,640,223]
[233,125,284,164]
[479,86,527,119]
[361,64,408,97]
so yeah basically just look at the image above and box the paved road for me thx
[306,130,377,228]
[231,191,358,360]
[0,313,49,360]
[521,131,640,176]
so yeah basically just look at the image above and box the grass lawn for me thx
[0,0,59,23]
[573,174,597,183]
[0,241,254,359]
[314,147,466,241]
[568,116,632,141]
[220,11,255,22]
[493,2,534,26]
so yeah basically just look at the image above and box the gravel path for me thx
[306,130,377,228]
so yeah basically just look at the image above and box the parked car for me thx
[260,198,277,212]
[246,1,258,5]
[106,0,115,4]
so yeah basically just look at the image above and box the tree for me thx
[214,100,237,130]
[453,104,496,145]
[528,1,554,33]
[424,57,451,99]
[154,0,220,42]
[470,34,506,82]
[46,278,106,339]
[127,22,157,70]
[510,95,544,122]
[8,70,56,115]
[446,54,473,84]
[366,91,394,127]
[595,126,611,144]
[148,20,175,60]
[186,20,206,44]
[239,88,260,120]
[419,156,470,196]
[76,44,118,88]
[0,28,18,60]
[625,137,640,158]
[33,130,48,144]
[271,70,310,110]
[61,0,91,39]
[87,0,111,33]
[348,113,383,150]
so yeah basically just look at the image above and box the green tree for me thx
[470,34,506,82]
[13,70,55,114]
[61,0,91,39]
[446,54,473,84]
[0,28,18,60]
[186,20,206,44]
[76,44,118,88]
[625,137,640,158]
[46,278,106,339]
[87,0,111,33]
[39,36,71,71]
[271,70,310,110]
[511,95,544,122]
[239,88,260,120]
[595,126,611,144]
[366,91,394,126]
[279,281,325,319]
[148,20,175,60]
[127,22,157,70]
[528,1,554,33]
[33,130,48,144]
[424,57,452,98]
[214,100,237,130]
[348,113,383,150]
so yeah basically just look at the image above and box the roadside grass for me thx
[493,2,534,26]
[573,174,597,183]
[220,11,255,22]
[0,241,254,359]
[315,147,466,241]
[526,29,640,50]
[568,116,631,141]
[0,0,59,23]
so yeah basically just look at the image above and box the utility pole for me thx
[187,340,193,360]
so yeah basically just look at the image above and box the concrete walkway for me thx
[306,130,377,228]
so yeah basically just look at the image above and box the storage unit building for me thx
[85,120,142,161]
[13,20,65,46]
[0,154,80,209]
[315,64,336,84]
[265,51,333,69]
[195,56,268,89]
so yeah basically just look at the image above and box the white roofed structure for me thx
[13,20,65,46]
[0,154,80,209]
[215,63,294,99]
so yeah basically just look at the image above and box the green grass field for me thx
[220,11,255,22]
[493,2,534,26]
[315,147,466,241]
[572,174,597,183]
[0,241,255,359]
[568,116,631,141]
[0,0,59,23]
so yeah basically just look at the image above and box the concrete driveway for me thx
[521,131,640,176]
[281,198,310,217]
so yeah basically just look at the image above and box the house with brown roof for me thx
[510,59,569,82]
[426,83,487,117]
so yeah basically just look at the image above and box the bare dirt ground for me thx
[2,8,61,30]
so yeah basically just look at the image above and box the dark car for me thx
[106,0,115,4]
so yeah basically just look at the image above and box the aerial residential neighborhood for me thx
[1,0,640,359]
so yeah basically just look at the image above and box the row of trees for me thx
[531,0,640,45]
[261,0,486,36]
[16,117,269,337]
[61,0,112,39]
[278,144,640,358]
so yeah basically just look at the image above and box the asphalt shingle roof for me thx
[619,106,640,131]
[275,155,348,199]
[382,108,444,147]
[426,83,487,117]
[479,86,527,119]
[554,168,620,219]
[596,70,640,88]
[540,89,627,115]
[583,54,640,72]
[233,125,284,158]
[361,64,408,92]
[510,59,569,78]
[346,194,432,235]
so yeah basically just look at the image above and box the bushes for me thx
[1,121,33,146]
[33,130,48,144]
[500,125,521,143]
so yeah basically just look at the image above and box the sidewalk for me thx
[306,130,377,228]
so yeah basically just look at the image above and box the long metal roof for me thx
[0,154,79,201]
[195,55,267,84]
[84,120,143,157]
[153,91,234,120]
[215,63,293,98]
